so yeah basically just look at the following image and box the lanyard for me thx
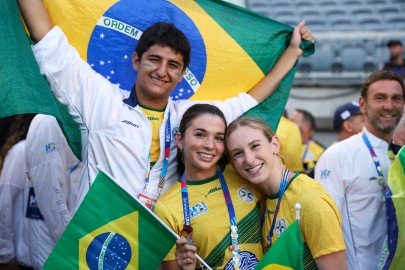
[266,167,290,246]
[301,139,311,162]
[361,132,387,195]
[143,111,171,197]
[181,165,241,268]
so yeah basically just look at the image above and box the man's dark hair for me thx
[296,109,316,131]
[360,70,405,100]
[135,22,191,70]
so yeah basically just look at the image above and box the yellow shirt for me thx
[302,140,324,172]
[139,105,164,165]
[276,117,304,172]
[263,174,345,269]
[154,166,263,269]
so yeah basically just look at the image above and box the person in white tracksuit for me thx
[18,0,314,211]
[25,114,82,269]
[0,115,34,269]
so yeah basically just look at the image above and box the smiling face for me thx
[226,125,280,190]
[360,79,404,141]
[176,113,226,180]
[133,44,185,109]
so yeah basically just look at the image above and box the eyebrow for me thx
[193,128,224,135]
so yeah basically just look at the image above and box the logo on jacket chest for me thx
[121,120,139,128]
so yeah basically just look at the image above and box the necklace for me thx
[187,181,221,198]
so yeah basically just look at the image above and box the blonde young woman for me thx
[224,117,347,270]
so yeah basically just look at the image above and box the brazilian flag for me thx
[1,0,314,159]
[255,221,304,270]
[43,170,177,269]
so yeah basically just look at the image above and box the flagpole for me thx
[295,203,301,221]
[97,165,213,270]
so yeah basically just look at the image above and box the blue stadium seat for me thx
[274,14,300,26]
[340,44,369,71]
[307,43,336,71]
[349,6,374,15]
[330,16,356,31]
[318,0,340,6]
[273,7,297,17]
[385,14,405,30]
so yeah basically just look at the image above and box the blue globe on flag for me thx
[86,232,132,270]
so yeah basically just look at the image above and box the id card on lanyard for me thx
[138,111,172,210]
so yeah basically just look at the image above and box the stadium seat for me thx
[274,7,297,17]
[307,43,336,71]
[385,14,405,30]
[318,0,340,7]
[349,6,374,16]
[330,16,355,31]
[340,44,369,71]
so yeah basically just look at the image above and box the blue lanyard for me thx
[266,167,290,246]
[301,139,311,162]
[181,165,241,268]
[143,110,171,197]
[361,132,387,195]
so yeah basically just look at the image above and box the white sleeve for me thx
[315,146,347,212]
[0,142,26,263]
[25,115,76,242]
[32,27,124,128]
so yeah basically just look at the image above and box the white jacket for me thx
[25,114,82,269]
[32,27,257,206]
[0,140,32,267]
[315,128,390,270]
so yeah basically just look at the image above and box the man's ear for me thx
[132,52,140,71]
[359,96,366,114]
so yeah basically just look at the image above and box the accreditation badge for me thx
[26,187,44,220]
[138,192,158,210]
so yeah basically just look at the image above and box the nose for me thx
[204,137,214,149]
[156,63,167,77]
[383,99,395,111]
[244,150,255,165]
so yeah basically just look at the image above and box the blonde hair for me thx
[224,116,275,159]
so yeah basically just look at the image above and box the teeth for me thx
[247,164,262,172]
[199,153,214,158]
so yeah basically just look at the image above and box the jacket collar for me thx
[122,84,138,108]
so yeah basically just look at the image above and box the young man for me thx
[332,101,364,143]
[315,70,405,270]
[18,0,313,210]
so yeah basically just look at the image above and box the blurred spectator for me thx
[276,116,304,172]
[25,115,82,270]
[332,101,364,143]
[0,114,35,270]
[290,109,324,177]
[383,40,405,79]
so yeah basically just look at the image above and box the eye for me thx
[215,136,224,143]
[194,132,205,138]
[251,143,260,150]
[232,151,243,159]
[169,62,180,69]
